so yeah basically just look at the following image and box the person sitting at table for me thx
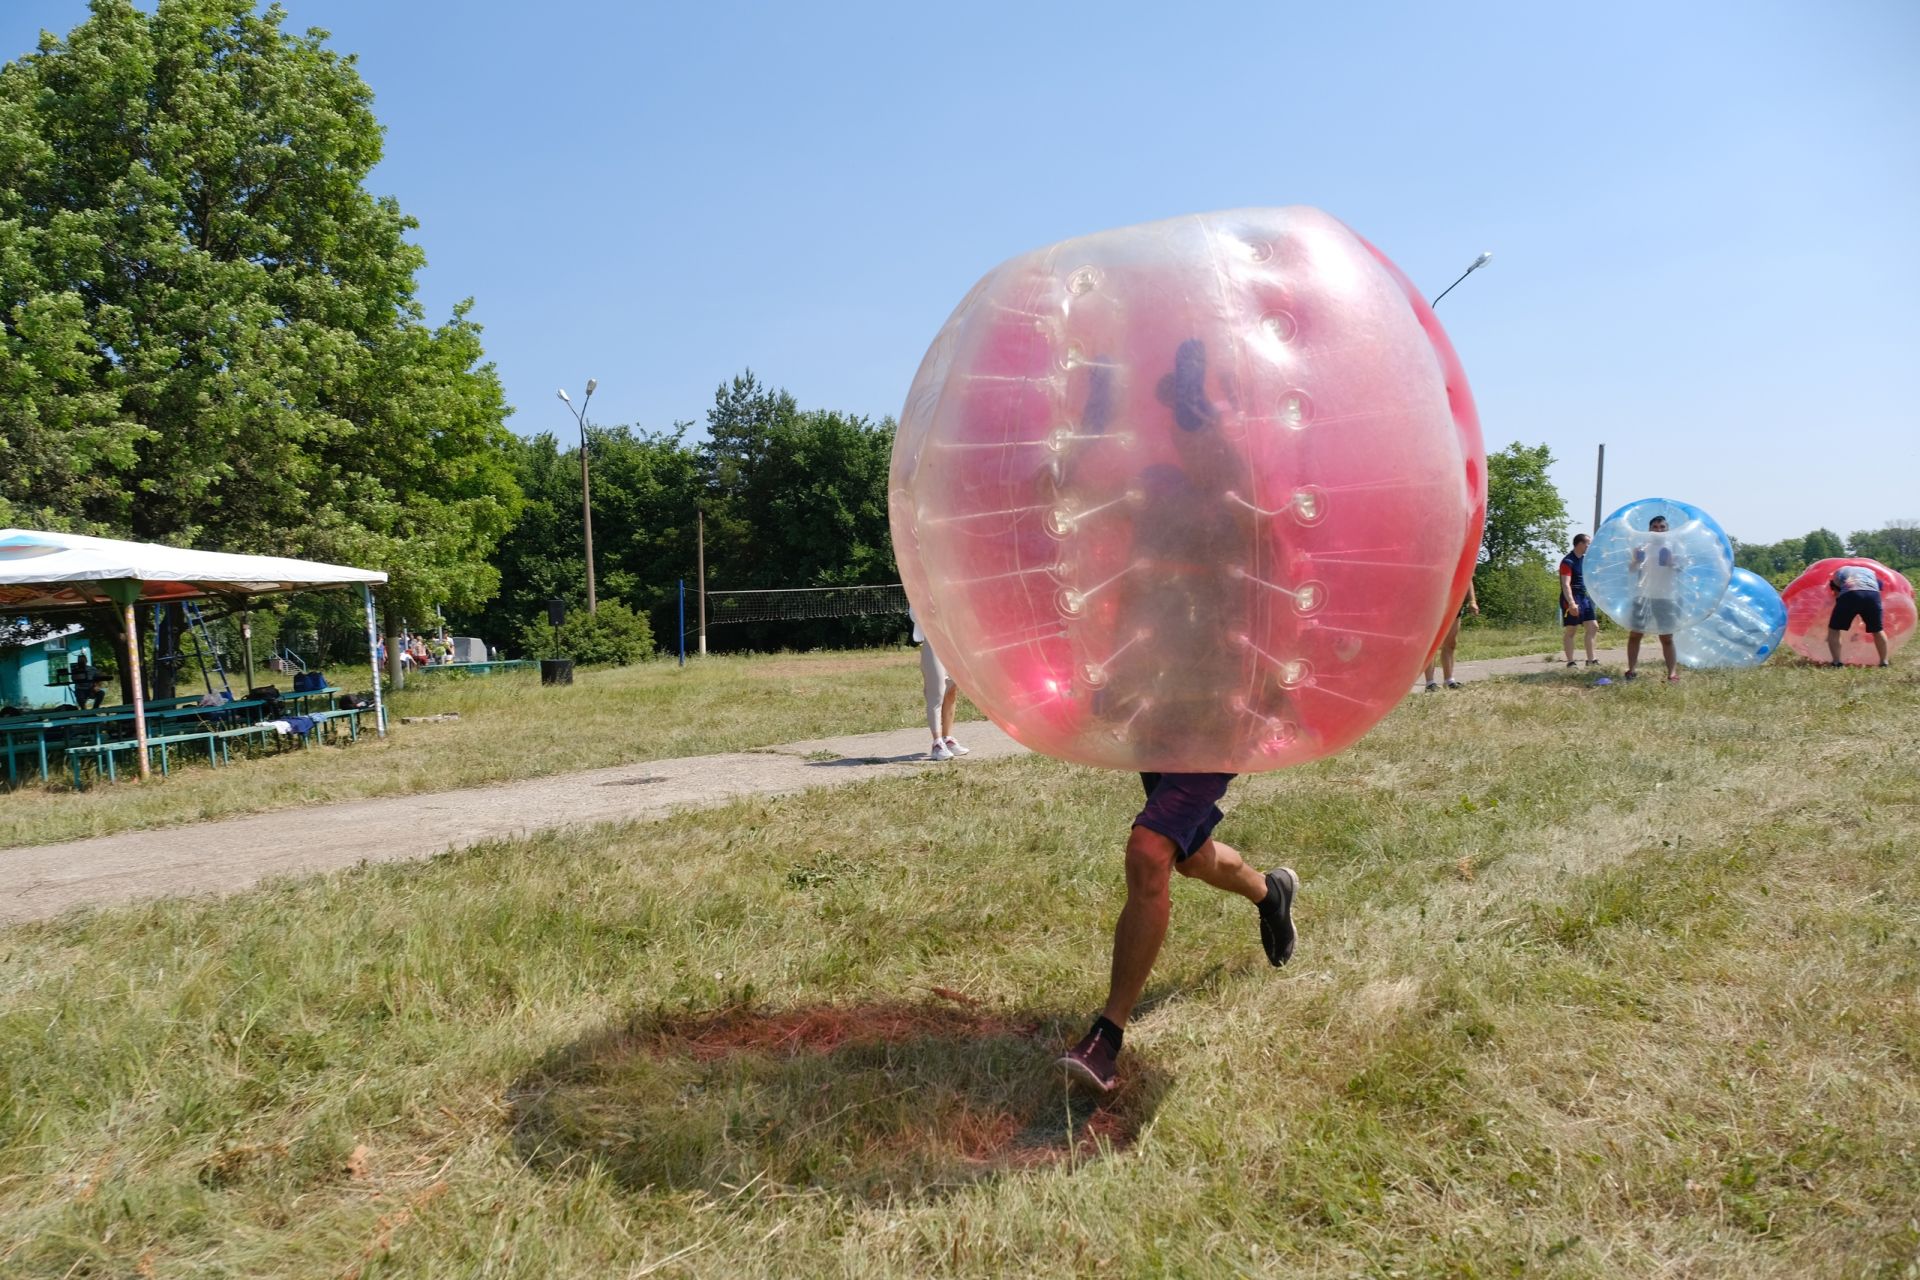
[68,655,109,710]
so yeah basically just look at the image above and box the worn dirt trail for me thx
[1,649,1620,926]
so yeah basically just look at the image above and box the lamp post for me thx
[1430,250,1493,308]
[557,379,599,614]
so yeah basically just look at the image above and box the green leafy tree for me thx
[1480,443,1570,568]
[518,599,653,667]
[1473,443,1570,625]
[1847,520,1920,573]
[1801,528,1846,563]
[460,425,704,653]
[0,1,519,680]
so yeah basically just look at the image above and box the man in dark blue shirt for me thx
[1559,534,1598,667]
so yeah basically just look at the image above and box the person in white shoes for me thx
[909,607,968,760]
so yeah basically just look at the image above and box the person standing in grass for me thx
[1057,339,1300,1095]
[1560,534,1599,667]
[909,607,968,761]
[1827,563,1891,667]
[1624,514,1681,682]
[1422,580,1479,691]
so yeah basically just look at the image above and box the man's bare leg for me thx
[1174,837,1268,902]
[1563,625,1576,663]
[1875,632,1890,664]
[1626,631,1643,675]
[939,683,957,739]
[1102,826,1178,1029]
[1584,620,1599,662]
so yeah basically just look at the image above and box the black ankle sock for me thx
[1091,1015,1123,1052]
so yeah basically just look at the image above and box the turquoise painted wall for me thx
[0,630,94,709]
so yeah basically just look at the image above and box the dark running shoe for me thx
[1259,867,1299,966]
[1057,1025,1118,1093]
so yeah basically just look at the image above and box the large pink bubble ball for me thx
[1781,557,1916,665]
[890,207,1484,773]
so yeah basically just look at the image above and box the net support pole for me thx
[1593,443,1605,536]
[678,580,686,667]
[363,584,387,737]
[696,509,707,656]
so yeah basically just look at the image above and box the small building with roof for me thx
[0,623,97,711]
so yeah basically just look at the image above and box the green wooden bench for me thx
[209,707,364,762]
[210,722,282,763]
[307,707,365,742]
[66,729,220,788]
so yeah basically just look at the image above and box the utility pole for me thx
[696,508,707,656]
[1593,443,1606,534]
[557,380,599,613]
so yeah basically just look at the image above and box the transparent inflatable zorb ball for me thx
[1780,557,1916,665]
[1586,498,1733,635]
[889,207,1483,773]
[1674,567,1786,669]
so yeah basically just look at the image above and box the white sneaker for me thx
[944,737,970,756]
[929,742,954,761]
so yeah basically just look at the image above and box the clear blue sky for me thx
[6,1,1917,543]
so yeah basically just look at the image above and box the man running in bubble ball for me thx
[1826,563,1891,667]
[1624,514,1682,682]
[1056,339,1299,1095]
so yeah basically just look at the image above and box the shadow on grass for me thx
[803,752,933,767]
[508,1001,1167,1202]
[1502,670,1620,689]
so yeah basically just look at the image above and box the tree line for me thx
[1733,524,1920,588]
[455,372,897,657]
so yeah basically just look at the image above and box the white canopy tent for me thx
[0,528,390,779]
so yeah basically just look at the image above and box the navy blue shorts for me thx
[1135,772,1235,862]
[1830,589,1883,633]
[1562,596,1596,625]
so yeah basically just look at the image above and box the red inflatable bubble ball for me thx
[890,207,1484,773]
[1780,557,1915,666]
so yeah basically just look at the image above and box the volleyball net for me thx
[703,583,909,626]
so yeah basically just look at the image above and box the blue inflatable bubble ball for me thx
[1674,567,1787,669]
[1585,498,1733,635]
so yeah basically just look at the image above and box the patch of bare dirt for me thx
[511,1001,1164,1199]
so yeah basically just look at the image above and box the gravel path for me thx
[1,648,1623,926]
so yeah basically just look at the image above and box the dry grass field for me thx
[0,651,1914,1277]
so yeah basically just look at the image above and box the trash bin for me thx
[540,658,574,686]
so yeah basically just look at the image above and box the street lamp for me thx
[1430,250,1493,308]
[557,379,599,614]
